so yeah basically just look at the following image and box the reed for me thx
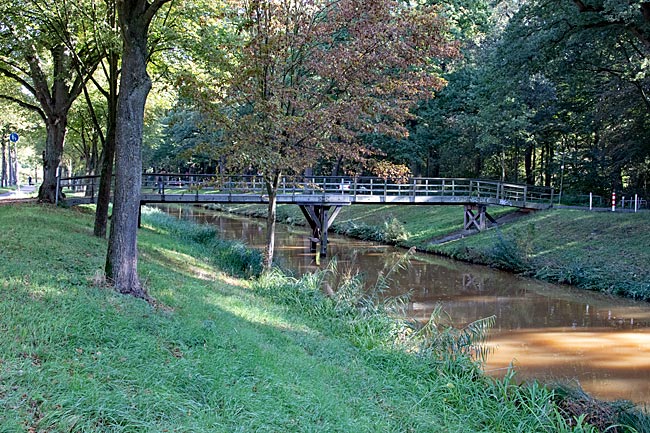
[1,204,644,432]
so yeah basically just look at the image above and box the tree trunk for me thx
[106,0,169,298]
[84,133,99,198]
[473,153,482,178]
[94,53,119,238]
[1,140,6,187]
[34,45,79,203]
[544,142,554,188]
[331,156,343,176]
[524,142,534,185]
[38,116,68,202]
[264,172,281,269]
[500,149,506,182]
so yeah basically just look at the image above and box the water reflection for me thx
[160,205,650,405]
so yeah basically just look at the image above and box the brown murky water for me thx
[163,206,650,405]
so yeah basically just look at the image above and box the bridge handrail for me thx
[58,173,555,207]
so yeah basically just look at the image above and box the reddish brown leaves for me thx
[199,0,459,177]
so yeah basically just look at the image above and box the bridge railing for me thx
[57,173,554,207]
[56,174,104,204]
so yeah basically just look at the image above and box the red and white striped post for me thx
[611,191,616,212]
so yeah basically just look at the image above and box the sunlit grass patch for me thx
[143,245,219,281]
[1,204,646,432]
[434,209,650,299]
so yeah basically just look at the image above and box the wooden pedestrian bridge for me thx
[59,173,554,255]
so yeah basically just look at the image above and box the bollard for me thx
[589,192,593,210]
[635,194,639,213]
[611,191,616,212]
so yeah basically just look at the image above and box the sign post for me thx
[9,133,20,190]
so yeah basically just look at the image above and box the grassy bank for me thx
[208,203,650,300]
[1,204,647,432]
[428,209,650,300]
[205,203,513,246]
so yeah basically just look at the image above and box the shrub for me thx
[383,216,409,244]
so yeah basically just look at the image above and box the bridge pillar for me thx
[464,204,496,231]
[298,204,343,257]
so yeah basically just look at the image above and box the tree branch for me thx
[144,0,174,27]
[24,45,54,109]
[0,64,39,98]
[0,56,31,77]
[572,0,604,13]
[81,79,107,147]
[572,1,650,50]
[0,94,47,122]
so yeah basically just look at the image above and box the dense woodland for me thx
[1,0,649,283]
[2,1,649,197]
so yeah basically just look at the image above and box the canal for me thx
[162,205,650,405]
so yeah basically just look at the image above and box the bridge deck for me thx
[59,174,554,210]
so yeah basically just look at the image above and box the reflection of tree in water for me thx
[163,205,650,332]
[463,273,485,292]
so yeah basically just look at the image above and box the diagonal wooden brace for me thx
[464,204,493,231]
[298,204,343,256]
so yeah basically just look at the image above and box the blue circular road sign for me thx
[9,132,19,142]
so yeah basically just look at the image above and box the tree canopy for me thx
[174,0,458,265]
[1,0,649,290]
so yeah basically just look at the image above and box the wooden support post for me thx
[320,206,329,256]
[463,204,492,231]
[464,205,476,230]
[138,205,142,228]
[485,208,497,225]
[298,204,344,257]
[299,205,321,253]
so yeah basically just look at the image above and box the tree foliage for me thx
[393,0,650,198]
[179,0,458,266]
[0,0,102,202]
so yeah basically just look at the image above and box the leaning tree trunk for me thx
[264,172,281,269]
[94,52,119,238]
[94,109,116,237]
[106,0,169,298]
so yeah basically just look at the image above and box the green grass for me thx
[431,209,650,300]
[205,203,513,247]
[209,203,650,300]
[0,204,645,432]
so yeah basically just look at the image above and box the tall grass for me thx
[0,204,645,432]
[434,209,650,300]
[141,207,263,278]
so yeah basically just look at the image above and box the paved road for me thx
[0,185,37,203]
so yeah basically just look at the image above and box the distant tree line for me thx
[375,1,650,199]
